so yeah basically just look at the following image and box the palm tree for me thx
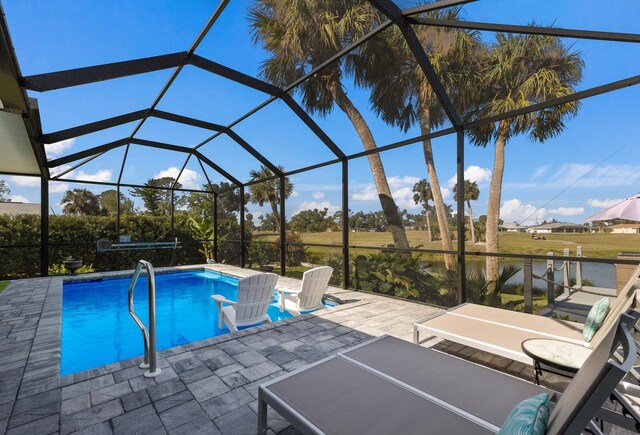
[351,6,481,268]
[61,189,102,215]
[248,165,293,234]
[412,179,433,242]
[469,32,583,294]
[453,179,480,243]
[249,0,412,255]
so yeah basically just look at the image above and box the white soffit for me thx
[0,110,39,175]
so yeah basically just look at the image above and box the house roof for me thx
[529,222,585,230]
[500,222,528,229]
[0,201,40,215]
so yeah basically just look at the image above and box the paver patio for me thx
[0,264,630,434]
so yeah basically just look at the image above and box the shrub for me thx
[0,213,246,278]
[0,214,40,279]
[352,251,439,301]
[275,231,307,266]
[324,254,343,287]
[247,241,279,268]
[49,263,96,276]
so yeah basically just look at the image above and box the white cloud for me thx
[550,163,640,188]
[9,194,29,203]
[506,163,640,192]
[294,200,340,215]
[446,165,492,189]
[392,186,421,210]
[387,175,420,187]
[464,166,492,185]
[154,167,199,189]
[9,175,40,187]
[551,163,593,178]
[50,183,69,193]
[500,198,546,226]
[49,165,73,178]
[290,191,300,197]
[72,169,112,183]
[588,198,623,208]
[294,183,341,192]
[45,138,75,158]
[312,192,324,200]
[530,164,551,180]
[47,165,111,183]
[351,175,447,210]
[155,167,182,180]
[549,206,584,216]
[352,184,378,201]
[177,169,199,190]
[441,187,452,200]
[8,175,69,193]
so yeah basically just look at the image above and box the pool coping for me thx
[22,264,367,398]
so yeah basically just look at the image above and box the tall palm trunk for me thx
[418,105,455,269]
[486,121,509,294]
[329,81,411,256]
[467,200,475,243]
[425,206,432,242]
[269,200,281,233]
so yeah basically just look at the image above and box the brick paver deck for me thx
[0,265,630,434]
[0,265,443,434]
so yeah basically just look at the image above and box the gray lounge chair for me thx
[413,264,640,366]
[258,314,635,435]
[594,320,640,431]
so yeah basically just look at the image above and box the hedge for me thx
[0,214,244,279]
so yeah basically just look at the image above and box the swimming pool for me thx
[61,270,296,375]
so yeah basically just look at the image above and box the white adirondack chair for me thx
[211,273,278,332]
[276,266,333,316]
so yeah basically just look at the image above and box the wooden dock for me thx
[538,286,617,322]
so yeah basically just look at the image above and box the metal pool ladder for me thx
[128,260,161,378]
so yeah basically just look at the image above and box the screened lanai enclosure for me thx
[1,0,639,309]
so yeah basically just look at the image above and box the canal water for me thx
[427,259,616,289]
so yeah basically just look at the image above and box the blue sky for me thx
[3,0,640,225]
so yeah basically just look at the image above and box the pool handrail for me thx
[127,260,161,378]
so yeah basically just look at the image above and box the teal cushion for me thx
[498,393,550,435]
[583,297,611,342]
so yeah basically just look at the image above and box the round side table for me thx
[521,338,591,384]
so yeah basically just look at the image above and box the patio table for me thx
[521,338,589,384]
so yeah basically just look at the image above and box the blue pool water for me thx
[61,270,296,375]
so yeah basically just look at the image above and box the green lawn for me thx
[500,293,548,313]
[0,281,9,293]
[253,231,638,260]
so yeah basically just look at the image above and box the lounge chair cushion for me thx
[498,393,550,435]
[583,297,611,342]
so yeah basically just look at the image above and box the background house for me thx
[609,223,640,234]
[499,222,528,232]
[526,222,585,234]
